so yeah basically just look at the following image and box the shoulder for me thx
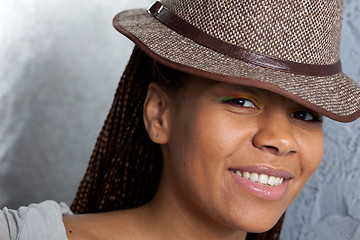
[63,207,149,240]
[0,200,70,240]
[63,213,103,240]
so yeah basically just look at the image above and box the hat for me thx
[113,0,360,122]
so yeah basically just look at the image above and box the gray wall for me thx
[0,0,359,239]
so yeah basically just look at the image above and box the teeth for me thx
[274,177,283,185]
[268,176,276,186]
[243,171,250,179]
[231,170,285,186]
[258,174,268,184]
[250,173,259,182]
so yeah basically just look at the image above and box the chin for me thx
[228,210,284,234]
[239,221,278,234]
[245,222,277,233]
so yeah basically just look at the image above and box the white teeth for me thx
[231,169,285,186]
[235,170,242,177]
[243,172,250,179]
[258,174,268,184]
[274,177,281,185]
[268,176,276,186]
[250,173,259,182]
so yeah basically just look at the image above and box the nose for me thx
[252,110,299,155]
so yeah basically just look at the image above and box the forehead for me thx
[182,75,302,106]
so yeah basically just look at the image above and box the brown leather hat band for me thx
[148,1,342,76]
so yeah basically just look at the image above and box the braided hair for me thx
[70,46,284,240]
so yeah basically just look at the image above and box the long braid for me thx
[70,46,283,240]
[71,46,162,213]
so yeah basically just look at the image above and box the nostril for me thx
[264,145,279,152]
[252,127,300,155]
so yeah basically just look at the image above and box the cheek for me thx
[170,105,235,160]
[167,107,243,191]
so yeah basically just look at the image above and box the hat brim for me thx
[113,9,360,122]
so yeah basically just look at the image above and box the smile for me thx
[228,167,292,200]
[229,169,284,186]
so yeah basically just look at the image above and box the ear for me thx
[143,83,170,144]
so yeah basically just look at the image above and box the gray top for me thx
[0,200,72,240]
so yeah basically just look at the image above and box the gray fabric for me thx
[0,201,71,240]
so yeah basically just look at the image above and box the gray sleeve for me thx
[0,200,70,240]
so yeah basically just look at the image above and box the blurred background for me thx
[0,0,359,239]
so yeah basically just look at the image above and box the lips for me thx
[228,166,293,200]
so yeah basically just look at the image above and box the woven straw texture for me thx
[114,0,360,122]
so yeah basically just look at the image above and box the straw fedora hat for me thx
[113,0,360,122]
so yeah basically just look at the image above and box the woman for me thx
[65,48,325,240]
[2,0,360,239]
[66,0,360,239]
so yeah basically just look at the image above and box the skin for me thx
[64,76,324,240]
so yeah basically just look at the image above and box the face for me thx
[152,76,324,233]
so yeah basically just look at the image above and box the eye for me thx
[290,111,322,122]
[222,97,257,109]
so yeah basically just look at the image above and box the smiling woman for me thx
[1,0,360,240]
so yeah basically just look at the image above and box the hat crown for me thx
[161,0,343,65]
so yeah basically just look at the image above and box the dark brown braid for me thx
[70,46,284,239]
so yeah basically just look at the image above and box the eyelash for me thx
[220,97,257,109]
[220,97,322,122]
[290,111,323,122]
